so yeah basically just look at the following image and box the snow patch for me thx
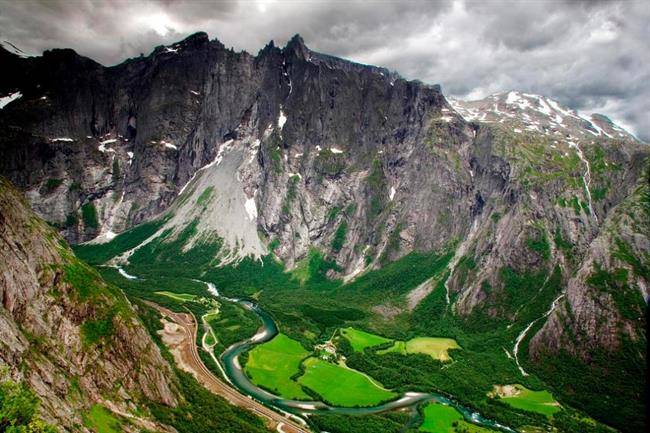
[51,137,74,142]
[127,151,134,165]
[577,112,612,138]
[98,139,116,153]
[117,267,138,280]
[0,91,22,109]
[190,90,200,95]
[330,147,344,154]
[505,91,520,105]
[161,140,178,150]
[278,110,287,130]
[287,172,302,180]
[244,194,258,222]
[389,186,396,201]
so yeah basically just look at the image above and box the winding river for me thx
[205,282,515,432]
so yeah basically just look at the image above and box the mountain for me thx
[0,176,178,431]
[0,33,647,432]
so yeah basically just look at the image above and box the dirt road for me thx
[149,302,310,433]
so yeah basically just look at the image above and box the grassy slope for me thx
[244,333,311,400]
[83,405,122,433]
[378,337,461,361]
[341,327,392,352]
[499,385,560,417]
[341,326,461,361]
[298,358,397,407]
[155,291,197,302]
[419,403,494,433]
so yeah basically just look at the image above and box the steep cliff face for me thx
[0,32,472,273]
[0,177,178,431]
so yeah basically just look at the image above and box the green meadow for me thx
[378,337,461,361]
[419,402,494,433]
[494,384,561,417]
[244,332,397,407]
[298,357,397,407]
[340,327,392,351]
[244,333,311,400]
[155,291,197,302]
[83,405,123,433]
[341,327,460,361]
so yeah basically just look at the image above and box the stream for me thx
[512,293,565,376]
[203,282,516,432]
[568,141,597,222]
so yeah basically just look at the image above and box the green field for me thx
[378,337,460,361]
[419,402,493,433]
[155,291,197,302]
[244,333,311,399]
[298,357,397,407]
[493,384,561,417]
[203,326,217,346]
[83,404,122,433]
[340,327,392,351]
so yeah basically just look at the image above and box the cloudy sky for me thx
[1,0,648,140]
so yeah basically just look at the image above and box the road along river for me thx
[205,282,516,432]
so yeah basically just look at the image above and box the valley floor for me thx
[150,302,309,433]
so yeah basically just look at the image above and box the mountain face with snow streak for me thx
[0,33,648,431]
[450,91,638,142]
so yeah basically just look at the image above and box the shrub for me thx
[331,221,348,252]
[81,203,99,229]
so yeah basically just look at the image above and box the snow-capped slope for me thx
[449,91,638,142]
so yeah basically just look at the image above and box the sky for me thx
[1,0,648,141]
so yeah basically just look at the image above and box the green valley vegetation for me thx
[310,412,411,433]
[419,402,494,433]
[378,337,461,362]
[136,303,272,433]
[244,333,397,407]
[83,404,123,433]
[341,327,461,362]
[0,372,57,432]
[155,291,197,302]
[73,218,632,433]
[244,333,311,400]
[81,202,99,229]
[298,357,397,407]
[488,384,560,417]
[340,327,392,352]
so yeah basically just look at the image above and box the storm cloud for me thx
[1,0,648,140]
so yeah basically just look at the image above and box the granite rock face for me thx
[0,177,178,431]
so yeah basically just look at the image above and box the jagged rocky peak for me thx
[151,31,214,57]
[284,33,310,58]
[449,90,639,142]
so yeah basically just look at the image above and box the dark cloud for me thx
[0,0,648,140]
